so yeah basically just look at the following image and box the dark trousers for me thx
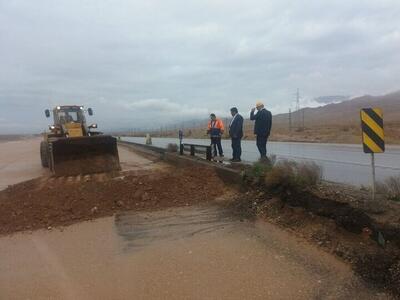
[211,137,223,156]
[256,135,268,157]
[231,138,242,160]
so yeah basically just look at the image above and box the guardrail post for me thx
[190,145,195,156]
[206,146,212,161]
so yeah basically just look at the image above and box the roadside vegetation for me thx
[240,158,400,296]
[166,143,178,152]
[264,160,322,192]
[377,175,400,202]
[242,157,322,192]
[242,156,275,184]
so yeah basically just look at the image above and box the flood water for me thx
[0,205,383,299]
[121,136,400,186]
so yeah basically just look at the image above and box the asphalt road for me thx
[122,137,400,185]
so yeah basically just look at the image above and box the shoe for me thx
[219,154,224,158]
[231,158,241,163]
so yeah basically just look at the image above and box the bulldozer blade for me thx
[50,135,121,176]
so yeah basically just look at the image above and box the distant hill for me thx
[265,90,400,144]
[119,91,400,144]
[274,91,400,127]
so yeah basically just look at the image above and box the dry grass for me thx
[377,175,400,202]
[242,158,323,192]
[242,160,274,184]
[166,143,178,152]
[265,160,323,192]
[130,120,400,145]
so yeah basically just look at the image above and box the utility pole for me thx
[289,108,292,132]
[295,88,301,129]
[302,109,305,130]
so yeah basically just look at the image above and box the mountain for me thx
[119,91,400,144]
[274,90,400,127]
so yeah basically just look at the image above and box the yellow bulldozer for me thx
[41,105,120,176]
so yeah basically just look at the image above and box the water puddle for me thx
[0,205,386,299]
[114,205,236,252]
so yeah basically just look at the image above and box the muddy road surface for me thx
[0,206,387,300]
[0,138,47,190]
[0,138,156,190]
[0,138,391,299]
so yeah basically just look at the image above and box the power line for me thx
[295,88,305,130]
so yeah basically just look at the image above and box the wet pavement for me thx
[122,137,400,185]
[0,138,158,191]
[0,138,48,190]
[0,205,387,299]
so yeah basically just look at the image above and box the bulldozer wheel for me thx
[40,141,49,168]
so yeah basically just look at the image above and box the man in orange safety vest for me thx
[207,113,224,158]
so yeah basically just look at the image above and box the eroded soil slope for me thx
[0,166,226,235]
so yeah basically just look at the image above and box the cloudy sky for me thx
[1,0,400,133]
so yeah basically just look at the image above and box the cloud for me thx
[113,98,229,126]
[119,98,207,115]
[0,0,400,133]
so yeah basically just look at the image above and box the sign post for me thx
[371,153,376,200]
[178,129,183,155]
[360,108,384,200]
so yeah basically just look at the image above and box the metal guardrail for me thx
[180,143,212,161]
[118,140,166,154]
[119,140,212,161]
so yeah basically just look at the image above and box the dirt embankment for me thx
[229,184,400,296]
[0,166,226,236]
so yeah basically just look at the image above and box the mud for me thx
[0,138,160,190]
[0,138,48,190]
[0,205,388,299]
[52,154,121,177]
[232,190,400,297]
[50,135,121,176]
[0,165,226,236]
[0,138,396,298]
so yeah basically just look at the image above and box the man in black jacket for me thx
[229,107,243,162]
[250,101,272,159]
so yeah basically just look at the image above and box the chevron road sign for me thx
[361,108,385,153]
[360,108,385,200]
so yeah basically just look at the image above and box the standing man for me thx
[229,107,243,162]
[207,113,224,158]
[250,101,272,160]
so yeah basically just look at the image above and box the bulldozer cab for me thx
[42,105,120,176]
[53,106,87,137]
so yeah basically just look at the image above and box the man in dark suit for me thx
[229,107,244,162]
[250,101,272,159]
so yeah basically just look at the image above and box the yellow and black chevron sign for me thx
[360,108,385,153]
